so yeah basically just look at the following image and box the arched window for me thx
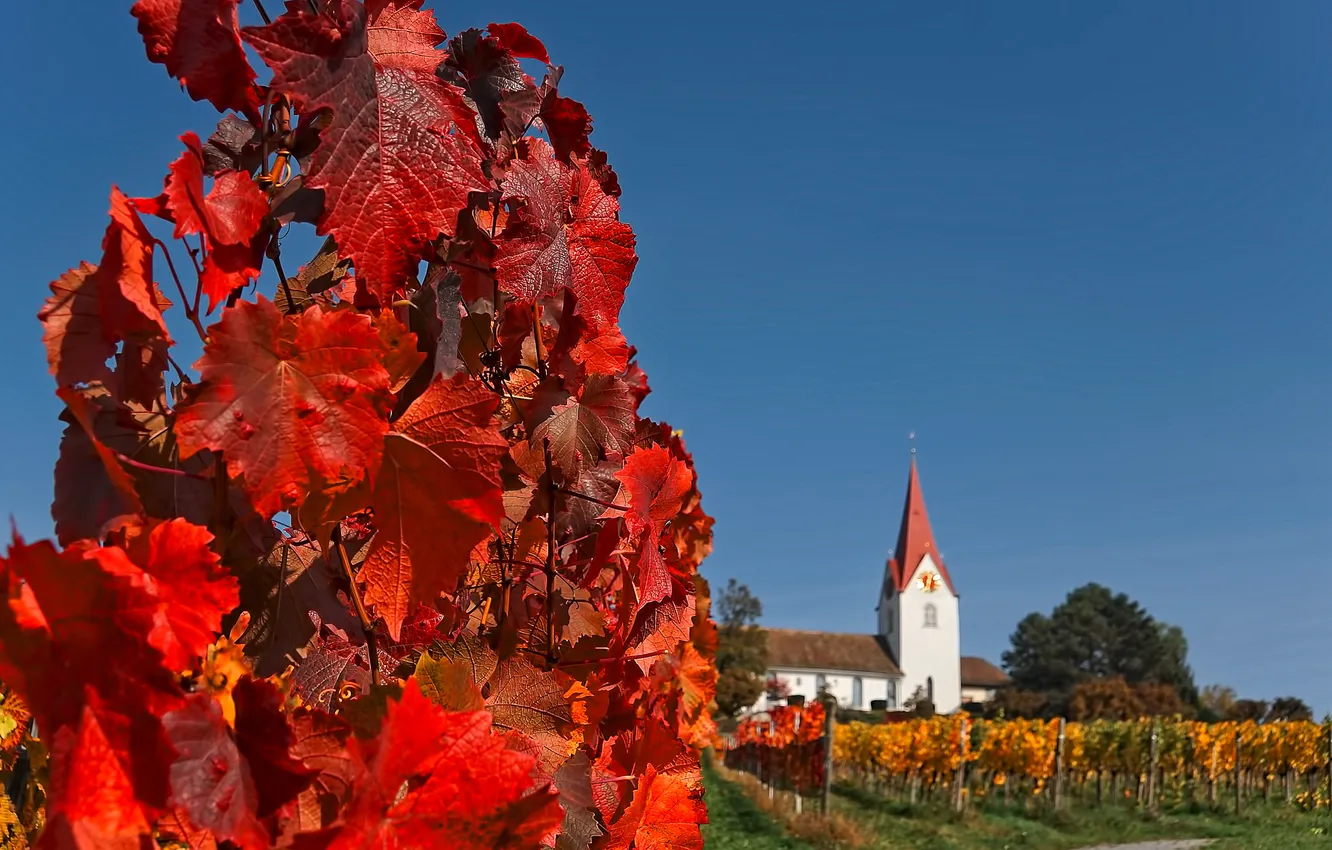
[927,676,935,701]
[886,680,897,709]
[886,609,894,632]
[852,677,863,709]
[924,603,938,628]
[815,673,827,695]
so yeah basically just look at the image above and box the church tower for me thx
[876,457,962,712]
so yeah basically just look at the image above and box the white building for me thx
[754,458,1007,714]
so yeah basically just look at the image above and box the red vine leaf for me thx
[47,701,155,850]
[625,595,695,674]
[604,765,705,850]
[100,190,171,340]
[38,190,173,391]
[361,376,506,639]
[314,680,563,849]
[53,386,213,547]
[485,656,577,778]
[531,374,635,480]
[571,326,629,376]
[374,309,425,393]
[232,677,317,817]
[288,709,355,833]
[440,28,528,142]
[154,810,220,850]
[243,0,488,298]
[0,536,197,841]
[606,446,693,605]
[55,386,143,523]
[487,22,550,64]
[537,84,593,164]
[39,263,115,389]
[131,0,260,117]
[118,518,239,672]
[175,298,395,516]
[290,623,391,713]
[136,132,270,312]
[162,693,269,850]
[495,139,636,332]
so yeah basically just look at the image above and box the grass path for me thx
[702,761,1332,850]
[701,758,814,850]
[828,781,1331,850]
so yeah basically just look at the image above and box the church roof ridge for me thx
[763,627,878,637]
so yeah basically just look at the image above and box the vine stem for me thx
[332,524,380,687]
[115,452,208,480]
[533,304,548,380]
[543,438,557,660]
[154,240,207,342]
[556,650,668,669]
[267,231,296,314]
[556,487,627,512]
[165,352,191,386]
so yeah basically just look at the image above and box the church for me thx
[753,457,1008,715]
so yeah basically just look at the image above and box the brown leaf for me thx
[236,534,359,678]
[412,653,484,712]
[287,709,354,834]
[485,656,575,778]
[554,751,604,850]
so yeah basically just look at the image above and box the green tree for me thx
[1199,684,1238,722]
[1265,697,1313,722]
[1001,583,1197,716]
[904,685,936,719]
[1228,699,1269,722]
[714,579,768,718]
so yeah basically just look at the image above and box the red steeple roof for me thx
[885,457,957,595]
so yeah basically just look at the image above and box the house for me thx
[753,456,1008,714]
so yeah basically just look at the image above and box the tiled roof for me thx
[960,656,1009,687]
[765,628,1008,687]
[765,629,902,676]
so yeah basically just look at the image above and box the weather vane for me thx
[908,431,916,455]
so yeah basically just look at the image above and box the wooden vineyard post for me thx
[1234,729,1242,815]
[953,716,970,813]
[1146,720,1159,813]
[1321,724,1332,815]
[793,711,802,815]
[1053,717,1067,810]
[1209,742,1218,805]
[821,696,835,816]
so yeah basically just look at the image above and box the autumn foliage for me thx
[735,714,1331,804]
[3,2,718,848]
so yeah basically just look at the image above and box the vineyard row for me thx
[725,705,1332,811]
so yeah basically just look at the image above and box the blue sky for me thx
[2,1,1329,712]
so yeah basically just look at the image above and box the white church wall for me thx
[754,668,899,713]
[878,583,900,664]
[960,685,998,704]
[896,553,962,713]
